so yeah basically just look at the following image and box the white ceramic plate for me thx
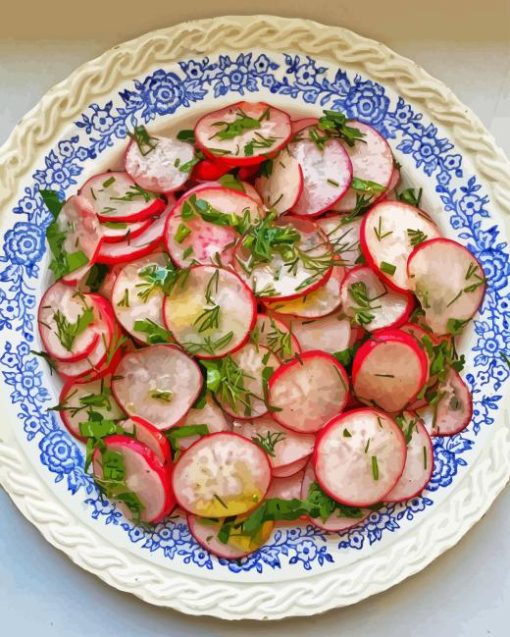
[0,16,509,621]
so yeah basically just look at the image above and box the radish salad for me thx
[37,101,486,559]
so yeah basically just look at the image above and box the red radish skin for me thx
[385,413,434,502]
[333,122,394,212]
[313,408,407,507]
[80,171,166,223]
[269,351,350,434]
[280,313,352,356]
[163,265,256,359]
[267,471,305,500]
[194,102,292,166]
[92,435,175,523]
[234,216,333,301]
[101,217,152,243]
[317,214,363,268]
[360,200,441,291]
[252,313,301,361]
[271,456,309,478]
[112,345,203,430]
[125,135,195,193]
[407,238,486,335]
[254,150,304,214]
[340,265,414,332]
[289,137,352,216]
[172,432,272,517]
[352,329,428,413]
[430,369,473,436]
[192,159,231,182]
[301,462,369,532]
[175,394,232,449]
[117,416,172,468]
[290,118,319,136]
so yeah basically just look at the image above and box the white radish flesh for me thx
[252,313,300,361]
[254,151,304,214]
[430,369,472,436]
[314,409,407,506]
[125,135,195,193]
[360,200,441,291]
[282,313,352,356]
[101,217,152,243]
[317,214,363,268]
[175,394,232,449]
[407,238,486,335]
[117,417,172,467]
[269,351,349,433]
[163,265,256,359]
[271,456,309,478]
[112,345,203,430]
[266,471,304,500]
[340,265,413,331]
[172,432,272,517]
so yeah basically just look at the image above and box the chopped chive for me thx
[343,428,352,438]
[175,223,191,244]
[371,456,379,480]
[423,446,428,470]
[327,178,340,187]
[364,438,371,454]
[374,373,395,378]
[102,176,115,188]
[446,290,463,308]
[380,261,396,276]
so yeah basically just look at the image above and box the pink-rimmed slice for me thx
[232,416,314,470]
[98,264,123,302]
[352,329,428,413]
[264,264,345,319]
[333,122,394,212]
[215,344,279,419]
[111,252,170,344]
[301,462,369,531]
[38,282,100,362]
[164,186,263,268]
[163,265,256,359]
[269,351,349,433]
[175,394,232,450]
[271,456,309,478]
[234,215,333,301]
[96,199,172,265]
[360,200,441,291]
[313,408,407,507]
[317,214,363,268]
[340,265,414,332]
[428,368,473,436]
[111,344,203,430]
[290,117,319,136]
[267,470,305,500]
[252,313,300,361]
[92,434,175,524]
[116,416,172,467]
[386,165,401,196]
[101,216,152,243]
[254,150,304,214]
[289,137,352,216]
[240,181,263,205]
[194,101,292,166]
[187,513,274,560]
[281,313,352,356]
[58,375,125,440]
[407,238,486,335]
[125,134,195,193]
[385,412,434,502]
[172,432,272,517]
[80,171,166,222]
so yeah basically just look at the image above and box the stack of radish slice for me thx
[38,100,485,559]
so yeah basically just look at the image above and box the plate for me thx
[0,15,509,621]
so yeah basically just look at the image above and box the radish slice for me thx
[234,215,333,301]
[352,329,428,413]
[111,252,170,344]
[252,313,300,361]
[266,471,305,500]
[172,432,272,516]
[215,344,279,419]
[301,462,369,531]
[194,102,292,166]
[163,265,256,359]
[92,434,175,523]
[289,137,352,216]
[271,457,309,478]
[164,186,263,268]
[269,351,349,433]
[98,264,123,302]
[385,413,433,502]
[96,199,173,264]
[59,376,125,440]
[290,117,319,135]
[400,322,436,369]
[282,313,352,355]
[80,171,166,222]
[116,416,172,467]
[192,159,231,182]
[386,166,401,193]
[38,282,99,362]
[176,394,232,449]
[360,200,441,291]
[232,416,314,470]
[111,345,203,430]
[125,134,195,193]
[101,217,152,243]
[188,513,274,559]
[239,181,263,205]
[313,408,407,507]
[407,238,486,335]
[264,264,345,319]
[430,369,472,436]
[254,150,304,214]
[52,195,103,281]
[333,122,394,212]
[340,265,414,331]
[317,214,363,268]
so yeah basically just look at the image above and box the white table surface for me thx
[1,2,509,634]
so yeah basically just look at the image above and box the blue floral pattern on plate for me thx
[1,51,508,574]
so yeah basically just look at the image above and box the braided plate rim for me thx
[0,15,509,620]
